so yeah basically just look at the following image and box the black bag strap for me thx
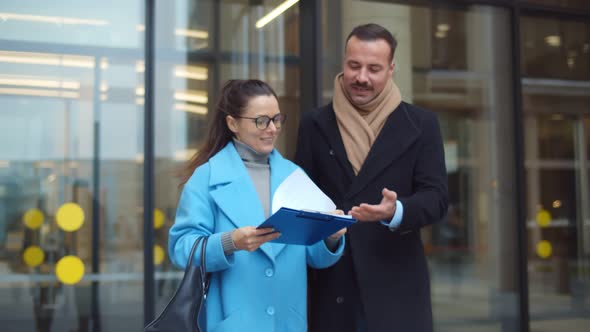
[186,236,206,268]
[186,236,210,296]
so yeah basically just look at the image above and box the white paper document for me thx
[271,168,336,214]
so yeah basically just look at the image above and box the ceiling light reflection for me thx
[175,28,208,39]
[136,60,145,73]
[0,87,79,99]
[545,35,561,47]
[174,102,207,115]
[136,24,208,39]
[0,76,80,89]
[174,65,208,80]
[174,149,197,161]
[256,0,299,29]
[0,51,94,68]
[0,12,109,26]
[174,90,207,104]
[435,31,446,39]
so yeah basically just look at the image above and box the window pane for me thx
[522,14,590,331]
[521,16,590,80]
[0,1,145,330]
[537,114,576,159]
[0,1,143,48]
[219,0,300,156]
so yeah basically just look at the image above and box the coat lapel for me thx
[346,102,421,199]
[313,105,355,182]
[208,143,275,262]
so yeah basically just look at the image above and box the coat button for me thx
[329,149,335,156]
[336,296,344,304]
[265,268,274,277]
[266,306,275,315]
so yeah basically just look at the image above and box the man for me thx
[295,23,448,332]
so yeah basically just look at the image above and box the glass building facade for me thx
[0,0,588,331]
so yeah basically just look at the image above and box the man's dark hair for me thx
[345,23,397,63]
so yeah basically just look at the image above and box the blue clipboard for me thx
[257,207,356,245]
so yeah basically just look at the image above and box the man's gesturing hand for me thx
[349,188,397,222]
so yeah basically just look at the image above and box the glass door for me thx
[0,1,145,330]
[520,14,590,331]
[321,1,522,331]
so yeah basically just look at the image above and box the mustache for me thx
[352,82,371,89]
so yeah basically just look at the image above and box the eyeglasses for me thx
[234,113,287,130]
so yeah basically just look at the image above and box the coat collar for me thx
[208,142,294,262]
[313,102,422,199]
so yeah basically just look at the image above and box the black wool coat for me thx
[295,101,449,332]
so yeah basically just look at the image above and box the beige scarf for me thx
[333,73,402,174]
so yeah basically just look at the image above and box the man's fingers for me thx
[382,188,397,201]
[350,207,376,222]
[356,204,381,215]
[350,202,392,222]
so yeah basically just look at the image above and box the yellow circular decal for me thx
[154,245,165,265]
[55,256,85,285]
[23,208,44,230]
[536,240,552,259]
[154,209,165,230]
[23,246,45,267]
[56,203,85,232]
[536,209,551,228]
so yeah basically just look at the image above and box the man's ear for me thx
[226,115,238,134]
[388,59,395,77]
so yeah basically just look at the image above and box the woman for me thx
[169,79,346,332]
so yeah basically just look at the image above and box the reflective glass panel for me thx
[218,0,300,156]
[522,14,590,331]
[0,1,145,330]
[521,16,590,80]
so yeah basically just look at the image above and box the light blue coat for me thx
[169,142,344,332]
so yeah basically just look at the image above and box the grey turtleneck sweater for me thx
[221,138,340,255]
[220,139,271,255]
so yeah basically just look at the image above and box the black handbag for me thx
[145,236,210,332]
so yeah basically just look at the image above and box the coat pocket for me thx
[210,309,243,332]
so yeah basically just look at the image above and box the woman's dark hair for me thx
[178,79,278,186]
[345,23,398,63]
